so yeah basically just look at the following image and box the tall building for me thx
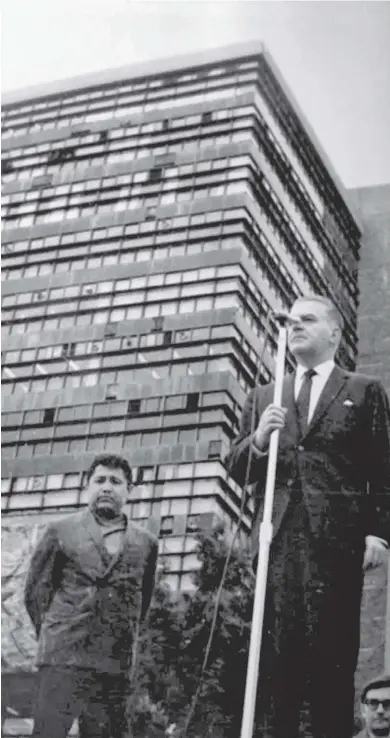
[1,41,362,610]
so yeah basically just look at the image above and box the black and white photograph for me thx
[2,1,390,736]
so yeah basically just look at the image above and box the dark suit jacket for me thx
[24,509,158,674]
[226,366,390,561]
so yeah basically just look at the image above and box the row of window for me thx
[1,322,244,365]
[2,263,241,308]
[3,72,257,125]
[2,60,258,118]
[1,390,239,428]
[1,238,239,282]
[1,204,245,256]
[0,459,234,495]
[2,108,253,165]
[2,408,236,446]
[1,128,253,185]
[3,342,243,385]
[2,81,256,135]
[2,292,242,338]
[2,121,252,181]
[2,153,251,208]
[2,170,250,225]
[1,427,230,460]
[1,354,254,399]
[1,179,250,229]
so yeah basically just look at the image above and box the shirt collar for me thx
[296,359,335,382]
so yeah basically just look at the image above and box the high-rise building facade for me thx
[1,41,362,610]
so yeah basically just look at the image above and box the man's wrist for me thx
[252,435,268,455]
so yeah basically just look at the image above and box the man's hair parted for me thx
[85,454,133,486]
[294,294,344,330]
[361,674,390,703]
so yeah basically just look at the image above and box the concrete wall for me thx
[353,184,390,391]
[350,183,390,701]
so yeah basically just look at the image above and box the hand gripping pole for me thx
[240,321,289,738]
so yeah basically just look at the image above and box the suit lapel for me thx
[101,519,130,577]
[79,510,107,577]
[303,365,349,439]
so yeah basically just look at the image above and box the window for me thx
[106,384,118,400]
[43,409,55,426]
[208,440,222,459]
[127,399,141,416]
[201,111,213,125]
[148,166,163,182]
[186,393,199,411]
[160,515,174,537]
[186,514,200,533]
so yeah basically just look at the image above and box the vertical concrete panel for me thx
[350,184,390,700]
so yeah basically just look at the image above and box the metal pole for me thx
[240,324,288,738]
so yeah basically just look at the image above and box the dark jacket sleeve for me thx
[225,386,269,488]
[365,380,390,544]
[141,537,158,620]
[24,525,62,636]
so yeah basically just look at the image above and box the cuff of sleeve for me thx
[366,535,389,549]
[251,440,268,458]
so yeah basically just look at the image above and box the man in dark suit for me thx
[226,296,390,738]
[25,453,158,738]
[357,674,390,737]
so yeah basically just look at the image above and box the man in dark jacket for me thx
[226,296,390,738]
[357,674,390,737]
[25,453,158,738]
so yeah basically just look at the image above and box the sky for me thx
[2,0,390,189]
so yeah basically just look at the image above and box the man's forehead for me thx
[366,686,390,699]
[92,464,126,479]
[290,300,328,318]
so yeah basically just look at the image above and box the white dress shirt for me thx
[294,359,335,423]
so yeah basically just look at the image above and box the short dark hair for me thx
[85,454,132,486]
[361,674,390,703]
[294,294,344,330]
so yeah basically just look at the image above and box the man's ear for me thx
[331,324,342,347]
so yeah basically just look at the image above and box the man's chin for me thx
[371,725,390,737]
[94,502,119,518]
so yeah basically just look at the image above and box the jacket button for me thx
[297,445,305,451]
[287,479,294,488]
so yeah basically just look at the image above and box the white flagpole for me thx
[240,321,289,738]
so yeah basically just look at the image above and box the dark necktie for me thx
[296,368,317,432]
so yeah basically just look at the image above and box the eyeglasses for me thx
[364,698,390,711]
